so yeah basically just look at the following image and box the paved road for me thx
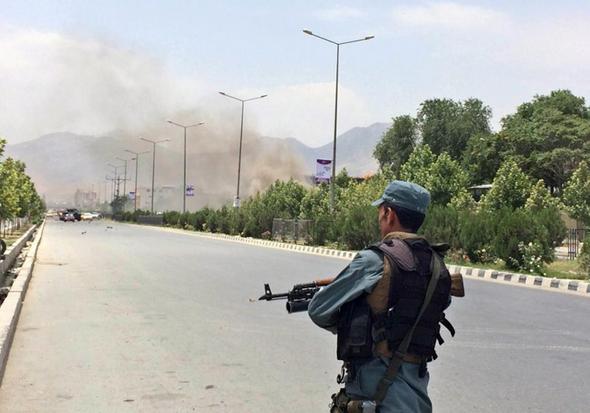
[0,220,588,412]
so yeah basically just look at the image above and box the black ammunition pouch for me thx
[337,297,373,362]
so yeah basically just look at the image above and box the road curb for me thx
[134,224,589,298]
[0,220,46,385]
[447,264,590,298]
[143,226,357,261]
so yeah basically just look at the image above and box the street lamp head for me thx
[219,91,227,96]
[260,94,268,98]
[365,35,375,40]
[303,29,313,35]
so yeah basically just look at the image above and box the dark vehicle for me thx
[67,209,81,221]
[63,212,76,222]
[59,208,82,222]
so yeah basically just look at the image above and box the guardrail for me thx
[0,220,45,384]
[0,225,37,284]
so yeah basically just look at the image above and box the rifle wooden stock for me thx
[314,277,334,286]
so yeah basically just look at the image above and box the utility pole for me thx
[107,163,121,200]
[303,29,374,211]
[167,120,205,213]
[116,157,129,197]
[125,149,150,211]
[219,92,267,208]
[140,138,170,214]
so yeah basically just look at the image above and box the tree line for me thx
[0,138,45,222]
[119,90,590,277]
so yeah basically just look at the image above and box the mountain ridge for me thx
[4,122,390,206]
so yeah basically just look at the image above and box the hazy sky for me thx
[1,1,589,147]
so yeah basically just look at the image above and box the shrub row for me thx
[420,206,566,272]
[115,173,567,276]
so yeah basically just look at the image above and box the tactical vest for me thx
[336,233,454,363]
[368,234,453,360]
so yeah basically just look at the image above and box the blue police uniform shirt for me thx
[308,249,433,413]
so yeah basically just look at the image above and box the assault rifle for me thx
[259,272,464,313]
[258,278,334,313]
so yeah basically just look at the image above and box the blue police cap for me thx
[371,180,430,214]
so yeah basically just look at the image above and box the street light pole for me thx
[167,120,205,213]
[219,91,268,208]
[140,138,170,214]
[303,29,374,211]
[125,149,150,211]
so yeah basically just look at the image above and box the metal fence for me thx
[137,215,164,226]
[272,219,313,244]
[0,217,29,238]
[567,228,587,259]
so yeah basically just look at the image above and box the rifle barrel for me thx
[258,291,289,301]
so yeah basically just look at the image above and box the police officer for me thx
[308,180,453,413]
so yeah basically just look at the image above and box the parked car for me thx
[81,212,95,221]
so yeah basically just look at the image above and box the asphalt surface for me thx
[0,220,588,412]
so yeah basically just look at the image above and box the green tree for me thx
[462,132,502,184]
[0,158,22,218]
[417,98,492,160]
[399,145,436,188]
[400,145,469,205]
[525,179,561,211]
[0,154,44,220]
[498,90,590,193]
[562,160,590,225]
[449,190,476,211]
[336,174,388,248]
[373,115,418,174]
[481,160,532,210]
[240,179,308,238]
[334,168,353,188]
[299,183,332,244]
[110,195,127,215]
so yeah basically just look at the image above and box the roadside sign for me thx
[315,159,332,184]
[186,185,195,197]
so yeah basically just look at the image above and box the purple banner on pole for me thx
[315,159,332,184]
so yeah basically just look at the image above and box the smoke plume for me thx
[0,26,306,207]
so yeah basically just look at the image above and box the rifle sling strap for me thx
[372,253,442,405]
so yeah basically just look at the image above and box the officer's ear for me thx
[384,205,397,226]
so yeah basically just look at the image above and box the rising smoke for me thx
[0,26,306,207]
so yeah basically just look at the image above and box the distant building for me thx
[74,189,98,210]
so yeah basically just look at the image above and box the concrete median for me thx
[0,220,45,384]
